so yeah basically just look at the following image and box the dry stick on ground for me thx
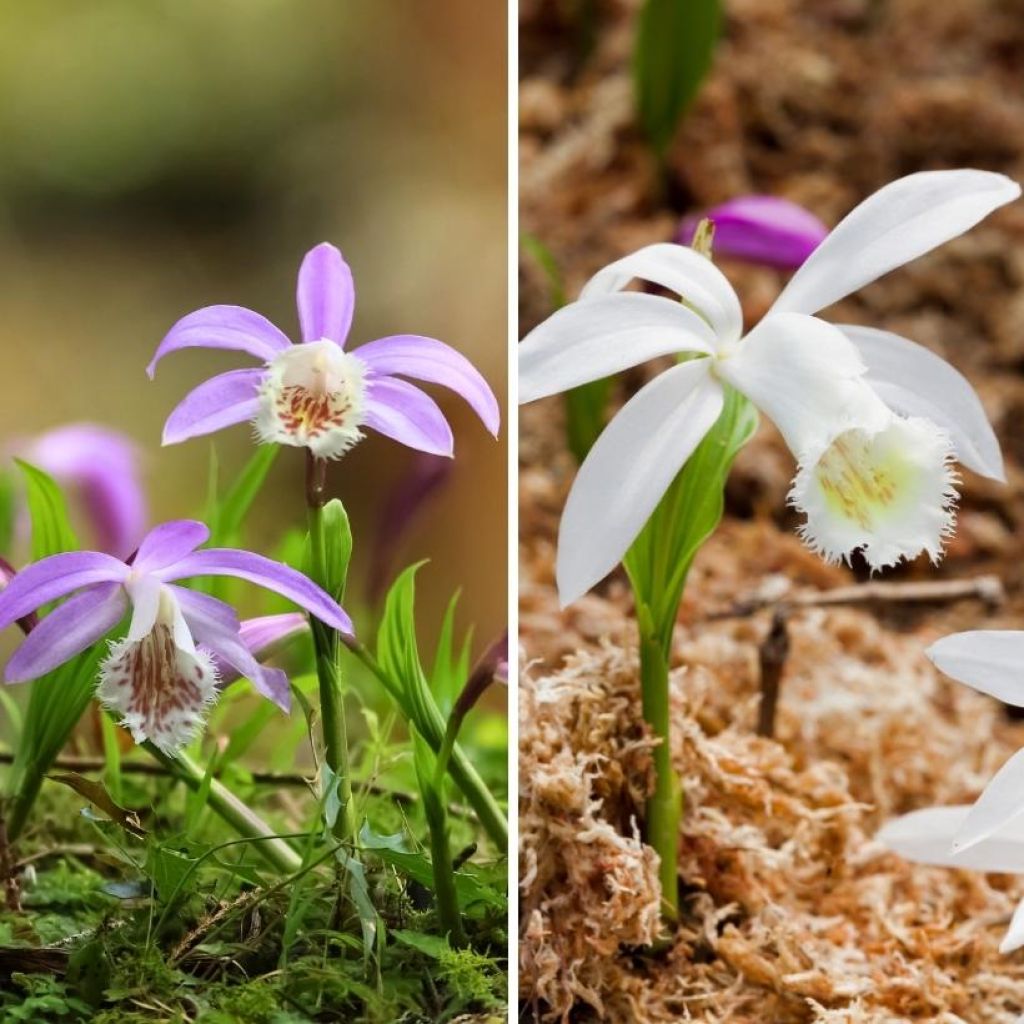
[708,574,1005,622]
[756,610,791,739]
[0,817,20,912]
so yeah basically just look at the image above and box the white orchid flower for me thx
[519,170,1019,604]
[878,804,1024,954]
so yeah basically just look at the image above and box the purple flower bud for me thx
[677,196,829,269]
[25,423,148,559]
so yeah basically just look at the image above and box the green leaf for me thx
[209,444,279,546]
[624,384,757,648]
[565,377,613,464]
[16,460,77,561]
[391,929,451,959]
[145,844,196,904]
[304,498,352,603]
[633,0,721,156]
[519,231,566,309]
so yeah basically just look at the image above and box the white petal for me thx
[772,170,1021,316]
[1001,899,1024,954]
[519,293,716,404]
[715,313,888,458]
[878,805,1024,872]
[790,414,957,570]
[580,243,743,343]
[125,574,161,642]
[927,631,1024,707]
[954,748,1024,853]
[556,361,723,604]
[837,324,1004,481]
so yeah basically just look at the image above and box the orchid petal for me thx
[363,377,454,458]
[161,369,265,447]
[171,586,241,636]
[580,243,743,343]
[133,520,210,575]
[125,573,162,642]
[356,335,500,436]
[677,196,828,270]
[717,313,888,458]
[772,170,1021,316]
[148,305,291,378]
[927,630,1024,707]
[1002,900,1024,954]
[0,552,128,628]
[202,625,292,711]
[178,596,294,711]
[156,549,352,635]
[520,293,717,403]
[5,583,127,683]
[296,242,355,346]
[953,748,1024,853]
[557,361,724,604]
[877,805,1024,872]
[837,325,1004,481]
[27,424,147,559]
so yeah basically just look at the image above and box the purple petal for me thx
[148,305,292,378]
[363,377,454,458]
[26,424,148,559]
[196,622,292,711]
[155,549,353,635]
[296,243,355,346]
[0,552,128,629]
[5,583,127,683]
[356,335,500,436]
[133,521,210,574]
[677,196,828,270]
[171,585,241,635]
[161,368,265,446]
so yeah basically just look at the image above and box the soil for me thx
[519,0,1024,1020]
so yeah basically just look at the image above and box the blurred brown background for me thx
[0,0,508,645]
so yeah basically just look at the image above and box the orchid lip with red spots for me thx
[149,242,500,460]
[0,519,350,754]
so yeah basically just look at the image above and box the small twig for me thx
[710,574,1005,621]
[756,610,790,740]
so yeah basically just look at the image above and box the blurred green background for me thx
[0,1,507,655]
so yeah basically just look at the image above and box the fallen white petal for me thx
[1002,900,1024,954]
[954,748,1024,853]
[878,805,1024,872]
[772,169,1020,316]
[838,324,1004,481]
[927,630,1024,707]
[556,360,723,604]
[519,293,716,404]
[580,243,743,343]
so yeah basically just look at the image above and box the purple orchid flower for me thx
[147,243,501,460]
[23,423,148,558]
[677,195,829,269]
[0,520,351,754]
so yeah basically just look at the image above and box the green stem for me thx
[341,637,507,849]
[423,784,465,946]
[638,629,680,922]
[145,744,302,874]
[306,454,357,843]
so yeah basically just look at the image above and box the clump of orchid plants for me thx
[0,243,506,959]
[519,169,1019,922]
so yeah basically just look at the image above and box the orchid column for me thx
[519,170,1017,923]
